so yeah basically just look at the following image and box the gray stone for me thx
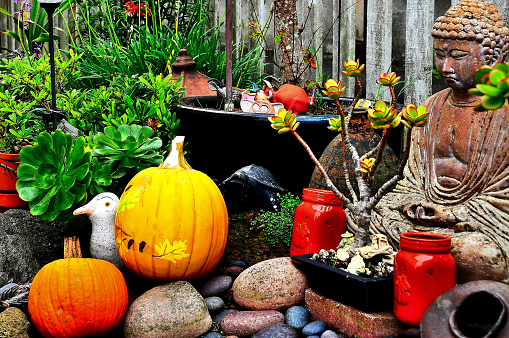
[233,257,308,310]
[203,332,223,338]
[199,275,233,297]
[0,307,30,338]
[285,305,310,329]
[213,309,238,326]
[0,209,54,286]
[321,330,340,338]
[253,323,298,338]
[302,321,327,336]
[451,232,508,283]
[124,281,212,337]
[231,261,248,269]
[221,310,285,337]
[204,296,225,313]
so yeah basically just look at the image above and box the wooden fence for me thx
[1,0,508,105]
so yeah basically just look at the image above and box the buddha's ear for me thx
[490,47,503,66]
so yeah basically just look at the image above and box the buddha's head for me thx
[432,0,509,92]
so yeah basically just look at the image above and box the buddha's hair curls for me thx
[432,0,509,62]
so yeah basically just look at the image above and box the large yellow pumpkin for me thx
[115,136,228,280]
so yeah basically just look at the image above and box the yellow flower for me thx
[154,239,190,263]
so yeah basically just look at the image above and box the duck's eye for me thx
[105,202,110,207]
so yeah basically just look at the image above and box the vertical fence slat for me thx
[332,0,339,80]
[405,0,434,105]
[493,0,509,31]
[314,0,323,81]
[339,0,356,96]
[366,0,392,101]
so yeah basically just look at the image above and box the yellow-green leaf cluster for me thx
[268,109,300,134]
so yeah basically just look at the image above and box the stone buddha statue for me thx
[370,0,509,282]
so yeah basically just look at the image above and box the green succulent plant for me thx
[16,130,92,221]
[469,62,509,111]
[88,124,163,179]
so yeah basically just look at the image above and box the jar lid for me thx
[301,188,343,206]
[399,232,451,253]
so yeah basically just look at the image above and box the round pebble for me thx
[253,323,298,338]
[302,320,328,336]
[230,261,249,269]
[204,296,225,313]
[223,266,243,277]
[203,332,223,338]
[212,309,238,326]
[199,275,233,297]
[285,306,310,329]
[321,330,340,338]
[307,336,320,338]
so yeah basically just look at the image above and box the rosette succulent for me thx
[322,79,346,99]
[367,100,402,129]
[342,59,365,77]
[268,109,300,134]
[88,124,163,179]
[401,104,429,128]
[328,117,343,132]
[360,158,375,173]
[16,130,92,221]
[377,72,401,86]
[468,62,509,111]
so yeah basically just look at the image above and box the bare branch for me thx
[0,163,17,179]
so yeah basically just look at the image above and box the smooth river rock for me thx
[232,257,308,310]
[221,310,285,337]
[124,281,211,337]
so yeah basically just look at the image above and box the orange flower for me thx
[124,1,151,17]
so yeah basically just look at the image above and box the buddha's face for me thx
[434,38,486,93]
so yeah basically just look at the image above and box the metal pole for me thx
[46,6,58,131]
[225,0,233,111]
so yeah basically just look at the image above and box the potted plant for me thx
[0,88,45,210]
[269,60,429,312]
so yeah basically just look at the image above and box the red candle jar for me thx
[290,188,346,256]
[394,232,456,326]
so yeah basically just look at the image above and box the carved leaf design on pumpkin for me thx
[117,186,141,213]
[154,240,190,263]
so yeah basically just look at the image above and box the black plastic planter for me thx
[291,253,394,313]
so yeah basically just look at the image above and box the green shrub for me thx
[250,192,301,247]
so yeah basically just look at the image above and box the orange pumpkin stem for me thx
[64,236,83,259]
[161,136,192,169]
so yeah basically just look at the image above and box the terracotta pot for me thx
[394,232,457,326]
[0,153,20,192]
[290,188,346,256]
[0,153,27,211]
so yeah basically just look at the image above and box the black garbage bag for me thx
[218,165,288,212]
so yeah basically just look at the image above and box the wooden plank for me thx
[405,0,434,106]
[332,0,340,80]
[314,0,323,81]
[365,0,392,102]
[339,0,356,97]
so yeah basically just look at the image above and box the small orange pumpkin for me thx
[28,237,128,338]
[114,136,228,280]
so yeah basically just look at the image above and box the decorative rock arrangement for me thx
[0,307,30,337]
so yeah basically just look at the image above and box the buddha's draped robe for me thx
[370,88,509,256]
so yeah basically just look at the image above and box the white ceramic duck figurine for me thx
[73,192,124,269]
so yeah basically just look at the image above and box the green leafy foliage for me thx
[249,193,301,247]
[87,124,163,180]
[16,130,92,221]
[469,62,509,111]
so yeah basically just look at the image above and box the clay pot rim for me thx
[400,232,451,253]
[301,188,343,206]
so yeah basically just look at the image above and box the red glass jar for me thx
[394,232,456,326]
[290,188,346,256]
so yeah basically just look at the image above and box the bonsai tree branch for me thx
[335,100,358,203]
[367,127,413,210]
[289,128,353,210]
[0,163,17,179]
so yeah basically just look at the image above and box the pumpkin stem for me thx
[161,136,192,169]
[64,237,83,259]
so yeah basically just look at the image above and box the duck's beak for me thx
[73,206,96,217]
